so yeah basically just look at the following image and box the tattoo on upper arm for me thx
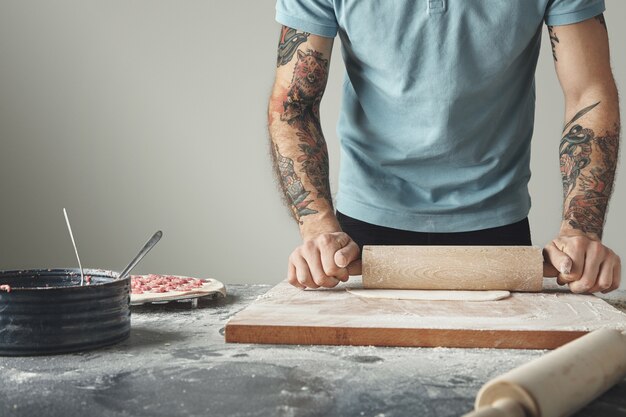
[548,14,607,62]
[277,26,310,67]
[594,13,607,30]
[548,26,559,61]
[282,50,328,122]
[559,102,620,237]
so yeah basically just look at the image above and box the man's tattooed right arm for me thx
[268,27,338,236]
[277,27,310,67]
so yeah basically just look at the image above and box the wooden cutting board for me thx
[225,278,626,349]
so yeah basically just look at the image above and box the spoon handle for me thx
[63,208,85,285]
[118,231,163,280]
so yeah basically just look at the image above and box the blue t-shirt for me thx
[275,0,606,232]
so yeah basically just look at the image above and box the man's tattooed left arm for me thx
[547,14,620,238]
[548,26,559,61]
[543,12,621,294]
[594,13,607,30]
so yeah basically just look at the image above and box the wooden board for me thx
[225,278,626,349]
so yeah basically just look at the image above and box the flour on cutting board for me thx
[237,279,626,334]
[347,288,511,302]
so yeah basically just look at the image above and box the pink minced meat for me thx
[130,274,204,295]
[0,284,11,293]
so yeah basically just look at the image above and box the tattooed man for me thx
[268,1,621,293]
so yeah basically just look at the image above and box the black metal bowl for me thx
[0,268,130,356]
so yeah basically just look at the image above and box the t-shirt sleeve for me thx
[275,0,338,38]
[545,0,605,26]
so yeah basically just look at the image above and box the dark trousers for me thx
[337,211,532,248]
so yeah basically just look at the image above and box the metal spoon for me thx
[117,231,163,280]
[63,208,85,285]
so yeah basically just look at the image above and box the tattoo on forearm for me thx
[560,124,593,197]
[562,101,600,133]
[594,13,607,30]
[559,102,620,237]
[277,26,310,67]
[564,130,619,237]
[280,50,333,204]
[273,143,318,222]
[559,102,600,196]
[548,26,559,61]
[295,129,332,202]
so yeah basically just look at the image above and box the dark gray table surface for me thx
[1,284,625,417]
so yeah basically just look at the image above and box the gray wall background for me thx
[0,1,624,288]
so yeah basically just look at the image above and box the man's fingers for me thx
[334,241,361,269]
[334,239,362,276]
[318,234,349,281]
[302,248,340,288]
[287,262,305,289]
[559,239,586,284]
[588,260,613,294]
[291,254,319,289]
[569,242,606,293]
[604,256,621,293]
[333,233,354,281]
[346,259,362,276]
[568,262,599,293]
[543,242,573,282]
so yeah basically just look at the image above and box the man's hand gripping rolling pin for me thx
[287,232,362,289]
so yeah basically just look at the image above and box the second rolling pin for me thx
[463,328,626,417]
[362,245,543,292]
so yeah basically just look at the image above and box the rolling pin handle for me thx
[462,398,527,417]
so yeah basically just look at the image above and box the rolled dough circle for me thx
[346,288,511,302]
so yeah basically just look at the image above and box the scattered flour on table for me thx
[4,369,40,384]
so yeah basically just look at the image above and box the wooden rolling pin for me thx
[463,328,626,417]
[362,245,543,291]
